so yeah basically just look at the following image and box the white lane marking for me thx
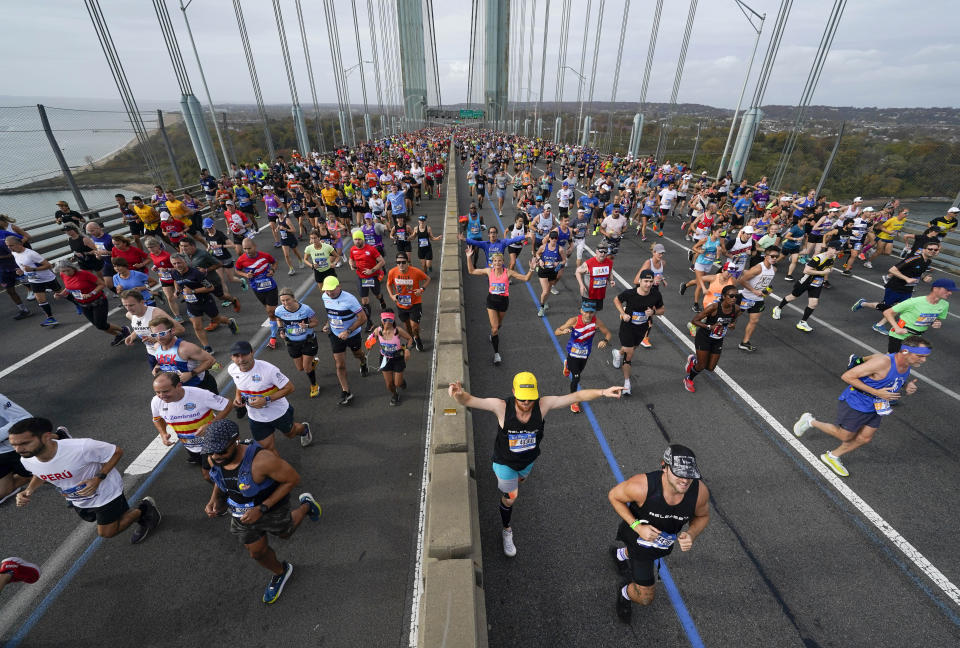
[124,434,176,475]
[0,305,122,382]
[587,242,960,609]
[408,187,448,648]
[656,233,960,403]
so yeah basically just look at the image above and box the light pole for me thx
[179,0,230,172]
[563,66,588,145]
[716,0,765,179]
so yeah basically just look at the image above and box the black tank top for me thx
[700,302,738,340]
[618,470,700,557]
[68,236,96,261]
[491,397,545,470]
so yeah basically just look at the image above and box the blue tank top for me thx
[696,238,719,265]
[209,443,279,518]
[274,302,315,342]
[540,243,561,269]
[839,353,911,413]
[152,339,204,386]
[466,213,483,240]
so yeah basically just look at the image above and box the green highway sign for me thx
[458,110,485,119]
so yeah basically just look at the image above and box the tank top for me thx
[739,262,775,304]
[839,353,911,415]
[375,327,404,358]
[128,305,157,353]
[68,236,97,263]
[566,314,597,359]
[488,267,509,296]
[696,238,720,265]
[536,214,555,237]
[362,223,383,248]
[701,302,738,339]
[209,443,282,518]
[491,397,545,470]
[90,233,114,269]
[649,258,665,286]
[416,225,431,248]
[152,339,205,386]
[621,470,700,557]
[540,243,561,269]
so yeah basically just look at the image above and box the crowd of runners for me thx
[0,130,449,605]
[2,126,956,628]
[451,129,954,624]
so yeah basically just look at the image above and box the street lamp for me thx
[563,65,588,145]
[716,0,765,179]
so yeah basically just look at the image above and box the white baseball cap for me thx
[828,207,839,212]
[741,225,755,234]
[853,196,863,202]
[948,207,960,213]
[862,206,875,212]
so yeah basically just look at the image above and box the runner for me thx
[633,243,668,348]
[608,444,710,622]
[143,236,181,321]
[320,276,370,406]
[6,236,60,326]
[348,229,388,332]
[179,236,239,310]
[734,246,781,352]
[554,303,612,413]
[235,239,282,349]
[149,315,219,393]
[612,270,664,396]
[151,372,233,475]
[533,231,566,317]
[202,419,322,604]
[447,373,622,556]
[877,278,953,352]
[679,224,724,312]
[793,336,929,477]
[170,254,239,352]
[771,241,841,333]
[365,309,414,405]
[121,290,184,368]
[53,260,130,345]
[227,340,313,453]
[683,286,741,393]
[11,417,161,543]
[465,249,533,366]
[0,393,34,504]
[414,215,442,274]
[274,287,321,398]
[599,204,629,257]
[385,252,431,351]
[851,240,939,334]
[303,228,340,291]
[574,243,613,311]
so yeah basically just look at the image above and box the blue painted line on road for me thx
[481,198,706,647]
[6,281,320,647]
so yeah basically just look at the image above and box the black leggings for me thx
[567,355,588,392]
[79,297,110,331]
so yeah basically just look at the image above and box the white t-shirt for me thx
[658,188,678,210]
[0,393,32,453]
[150,386,230,453]
[227,359,291,423]
[601,215,628,238]
[557,188,574,208]
[21,438,124,508]
[126,305,158,354]
[11,249,56,283]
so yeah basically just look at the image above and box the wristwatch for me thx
[95,472,108,480]
[258,503,270,513]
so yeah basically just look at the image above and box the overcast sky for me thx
[3,0,958,110]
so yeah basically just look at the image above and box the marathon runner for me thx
[365,309,414,406]
[771,241,841,333]
[274,287,321,398]
[684,286,741,393]
[348,230,388,331]
[465,249,533,366]
[877,278,953,352]
[320,276,370,406]
[202,419,322,604]
[385,252,431,351]
[734,246,780,352]
[149,315,218,393]
[851,240,939,334]
[448,373,621,557]
[121,289,184,369]
[608,445,710,623]
[574,243,613,311]
[169,254,239,352]
[612,270,664,396]
[54,260,130,345]
[414,215,442,274]
[235,239,282,349]
[554,303,612,413]
[6,236,60,326]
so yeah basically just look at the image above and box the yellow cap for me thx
[352,229,365,240]
[321,276,340,291]
[512,372,538,400]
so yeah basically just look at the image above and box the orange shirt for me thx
[386,266,429,309]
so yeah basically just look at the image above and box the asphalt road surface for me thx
[0,197,444,648]
[455,158,960,648]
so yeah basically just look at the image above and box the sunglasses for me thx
[149,330,172,338]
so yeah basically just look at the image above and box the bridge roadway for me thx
[455,162,960,646]
[0,198,445,647]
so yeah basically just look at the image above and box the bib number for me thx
[253,277,275,292]
[507,431,536,453]
[70,290,84,300]
[569,342,590,359]
[874,399,893,416]
[810,277,824,288]
[397,294,412,306]
[158,269,172,281]
[361,277,376,288]
[183,292,198,303]
[227,499,254,519]
[631,311,649,325]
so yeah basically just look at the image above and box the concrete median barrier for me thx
[416,147,488,648]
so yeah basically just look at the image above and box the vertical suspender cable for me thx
[534,0,551,128]
[295,0,327,152]
[574,0,592,143]
[554,0,571,126]
[366,0,386,131]
[233,0,275,160]
[426,0,443,109]
[606,0,631,151]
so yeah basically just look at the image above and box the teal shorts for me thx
[492,461,535,494]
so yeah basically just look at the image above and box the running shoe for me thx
[820,452,849,477]
[570,402,580,414]
[796,321,813,333]
[40,317,59,327]
[221,299,233,307]
[823,280,833,289]
[390,392,401,406]
[268,337,277,350]
[203,345,214,353]
[414,337,424,352]
[232,298,241,313]
[563,360,570,377]
[111,326,130,347]
[738,341,756,352]
[881,274,889,285]
[309,384,319,398]
[684,354,696,374]
[611,348,622,368]
[622,379,631,396]
[679,282,687,296]
[299,422,312,447]
[537,305,545,317]
[550,287,559,295]
[771,306,782,320]
[13,310,33,320]
[493,352,502,366]
[841,269,852,276]
[641,235,647,242]
[360,362,369,378]
[26,290,35,301]
[616,583,632,623]
[273,241,282,248]
[851,298,865,312]
[204,323,219,332]
[337,391,354,406]
[287,268,296,276]
[262,561,293,604]
[793,412,814,437]
[784,275,794,281]
[240,278,249,291]
[228,318,239,334]
[591,227,600,236]
[55,426,71,439]
[847,354,862,369]
[609,545,629,576]
[871,323,887,335]
[130,496,161,545]
[858,252,866,261]
[682,377,696,393]
[640,337,652,349]
[657,230,663,237]
[299,493,322,521]
[862,261,873,269]
[691,302,702,313]
[502,528,517,557]
[0,557,40,584]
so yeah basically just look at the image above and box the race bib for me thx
[177,433,203,448]
[810,277,824,288]
[507,431,536,453]
[60,484,93,503]
[361,277,376,288]
[569,342,590,359]
[330,317,343,327]
[709,324,727,340]
[158,269,172,281]
[490,282,507,295]
[279,229,288,239]
[631,311,649,325]
[874,399,893,416]
[183,292,198,303]
[286,325,305,336]
[636,531,678,550]
[915,313,937,326]
[70,289,84,300]
[739,296,756,310]
[419,238,429,247]
[592,277,607,289]
[397,294,412,306]
[227,499,254,519]
[253,277,275,292]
